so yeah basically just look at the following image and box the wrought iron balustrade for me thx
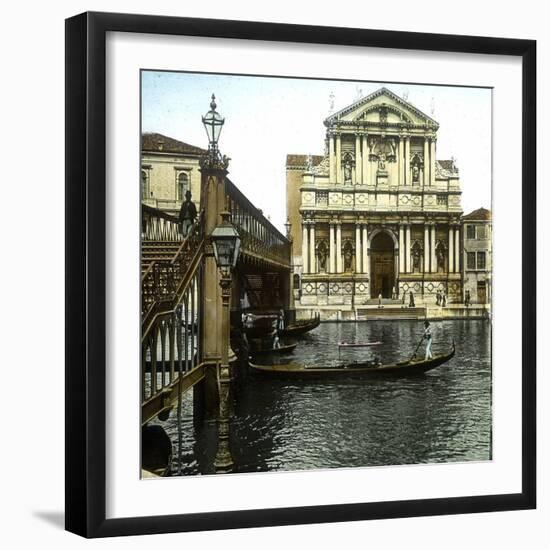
[141,209,205,335]
[142,203,182,241]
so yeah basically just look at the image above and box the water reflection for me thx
[151,319,492,475]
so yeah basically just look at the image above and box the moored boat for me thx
[249,341,455,378]
[249,342,298,357]
[278,313,321,337]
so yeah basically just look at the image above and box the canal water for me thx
[152,319,492,475]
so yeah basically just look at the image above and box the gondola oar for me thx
[410,334,425,362]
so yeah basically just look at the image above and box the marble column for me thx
[302,223,309,274]
[329,223,335,274]
[399,224,405,273]
[329,134,336,183]
[454,226,460,273]
[430,138,436,186]
[355,223,362,273]
[404,136,410,186]
[448,225,454,273]
[424,138,430,187]
[362,224,369,274]
[362,134,369,185]
[336,134,342,184]
[309,223,316,274]
[430,224,437,273]
[405,224,411,273]
[424,224,430,273]
[355,134,362,184]
[398,137,404,185]
[336,222,342,273]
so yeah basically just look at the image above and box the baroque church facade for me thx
[286,87,464,314]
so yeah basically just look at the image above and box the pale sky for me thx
[142,71,491,231]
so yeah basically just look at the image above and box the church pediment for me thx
[325,87,438,128]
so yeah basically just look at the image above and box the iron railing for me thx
[142,203,182,241]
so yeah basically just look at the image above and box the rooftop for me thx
[286,154,324,169]
[462,207,492,221]
[142,133,206,155]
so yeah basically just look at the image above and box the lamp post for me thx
[202,93,225,163]
[210,210,241,473]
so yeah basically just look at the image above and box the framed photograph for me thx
[65,11,536,537]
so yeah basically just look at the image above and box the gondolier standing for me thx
[278,309,285,331]
[423,320,433,360]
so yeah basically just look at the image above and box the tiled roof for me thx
[142,133,206,155]
[286,154,324,168]
[462,207,492,221]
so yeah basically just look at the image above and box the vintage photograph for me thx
[140,71,492,477]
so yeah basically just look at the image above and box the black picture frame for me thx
[65,11,536,538]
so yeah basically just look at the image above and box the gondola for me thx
[249,342,298,357]
[249,341,455,378]
[278,313,321,337]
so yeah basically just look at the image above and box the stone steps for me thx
[356,307,426,320]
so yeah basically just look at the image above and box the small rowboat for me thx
[249,342,455,378]
[278,314,321,337]
[249,342,298,357]
[338,341,382,348]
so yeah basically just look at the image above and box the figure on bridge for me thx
[178,190,197,236]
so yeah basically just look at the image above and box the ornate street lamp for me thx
[210,210,241,473]
[211,211,241,276]
[202,93,225,159]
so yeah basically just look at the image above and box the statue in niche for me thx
[343,241,354,272]
[436,242,446,273]
[317,241,328,273]
[378,153,386,171]
[412,164,420,183]
[411,241,422,273]
[344,157,352,184]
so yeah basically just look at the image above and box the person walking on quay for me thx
[423,320,433,360]
[409,290,415,308]
[465,289,471,307]
[442,292,447,308]
[178,190,197,236]
[436,290,441,306]
[378,293,383,308]
[402,289,407,308]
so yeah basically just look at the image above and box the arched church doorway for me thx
[370,231,396,299]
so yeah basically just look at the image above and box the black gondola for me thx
[249,341,455,378]
[249,342,298,357]
[278,313,321,337]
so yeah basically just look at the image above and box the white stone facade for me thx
[286,87,465,313]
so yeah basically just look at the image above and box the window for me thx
[177,172,189,201]
[467,252,476,270]
[293,273,301,290]
[466,225,476,239]
[477,251,486,270]
[141,169,149,198]
[437,194,447,206]
[477,225,487,239]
